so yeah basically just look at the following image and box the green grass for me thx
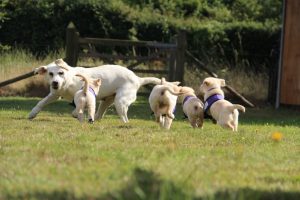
[0,96,300,200]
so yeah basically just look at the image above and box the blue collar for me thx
[183,95,196,105]
[88,87,97,98]
[204,94,224,114]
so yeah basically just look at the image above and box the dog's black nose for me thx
[88,119,94,124]
[52,81,59,89]
[52,81,58,86]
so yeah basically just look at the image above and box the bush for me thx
[0,0,282,71]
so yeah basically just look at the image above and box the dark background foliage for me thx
[0,0,282,72]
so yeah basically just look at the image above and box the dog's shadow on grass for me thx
[3,167,300,200]
[0,98,73,114]
[0,97,155,120]
[1,97,300,126]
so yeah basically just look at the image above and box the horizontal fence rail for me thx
[65,22,186,83]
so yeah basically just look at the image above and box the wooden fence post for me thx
[168,49,176,81]
[175,31,187,83]
[65,22,79,66]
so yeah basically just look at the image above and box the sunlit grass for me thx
[0,96,299,199]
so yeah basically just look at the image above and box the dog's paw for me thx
[28,112,37,120]
[168,113,175,119]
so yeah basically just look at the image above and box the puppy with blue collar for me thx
[73,74,101,123]
[200,77,245,131]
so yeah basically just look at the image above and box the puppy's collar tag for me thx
[204,94,224,114]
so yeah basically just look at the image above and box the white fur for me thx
[148,78,182,130]
[200,77,245,131]
[73,74,101,123]
[29,59,161,122]
[180,87,204,128]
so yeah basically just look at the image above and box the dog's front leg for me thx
[28,93,59,119]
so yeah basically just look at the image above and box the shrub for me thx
[0,0,282,71]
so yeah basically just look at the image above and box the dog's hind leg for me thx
[188,116,198,128]
[232,110,239,131]
[115,102,129,123]
[163,117,173,130]
[114,89,137,123]
[196,118,204,129]
[72,109,78,118]
[87,99,96,124]
[155,113,161,123]
[77,108,84,123]
[95,95,114,120]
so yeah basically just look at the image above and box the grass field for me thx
[0,96,300,200]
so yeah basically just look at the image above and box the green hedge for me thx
[0,0,282,71]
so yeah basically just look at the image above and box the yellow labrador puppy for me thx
[73,74,101,123]
[149,78,184,129]
[200,77,245,131]
[180,87,204,128]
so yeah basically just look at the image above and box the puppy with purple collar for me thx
[180,87,204,128]
[73,74,101,123]
[200,77,245,131]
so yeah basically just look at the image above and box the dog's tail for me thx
[230,104,246,113]
[75,74,89,94]
[160,86,185,96]
[139,77,161,86]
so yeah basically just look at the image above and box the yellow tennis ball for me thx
[271,132,283,142]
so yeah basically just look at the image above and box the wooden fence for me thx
[0,22,254,107]
[65,22,186,83]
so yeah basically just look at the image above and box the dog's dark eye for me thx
[58,71,64,76]
[49,72,53,77]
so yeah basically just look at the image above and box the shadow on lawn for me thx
[1,97,300,126]
[0,98,73,114]
[0,97,155,120]
[3,168,300,200]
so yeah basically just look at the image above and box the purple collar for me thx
[183,95,196,105]
[88,87,97,98]
[204,94,224,114]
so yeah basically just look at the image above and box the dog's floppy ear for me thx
[34,66,47,75]
[203,80,210,86]
[219,79,226,87]
[55,58,70,71]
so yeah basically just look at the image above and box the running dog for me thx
[29,59,161,122]
[149,78,184,129]
[73,74,101,123]
[200,77,245,131]
[180,86,204,128]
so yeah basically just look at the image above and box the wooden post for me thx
[175,31,187,83]
[65,22,79,66]
[168,49,176,81]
